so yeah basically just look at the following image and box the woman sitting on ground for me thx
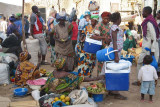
[15,51,40,86]
[41,58,104,95]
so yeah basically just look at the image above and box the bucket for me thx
[96,47,118,62]
[121,55,135,63]
[92,94,103,102]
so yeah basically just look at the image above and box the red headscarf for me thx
[101,11,111,18]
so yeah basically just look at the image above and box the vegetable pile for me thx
[87,83,106,94]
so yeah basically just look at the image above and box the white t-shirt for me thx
[138,65,158,81]
[0,21,7,32]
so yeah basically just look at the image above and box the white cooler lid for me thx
[85,37,102,45]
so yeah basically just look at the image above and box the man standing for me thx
[135,6,159,85]
[30,6,48,65]
[0,17,7,33]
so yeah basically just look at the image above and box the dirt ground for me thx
[0,50,160,107]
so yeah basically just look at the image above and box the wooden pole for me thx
[22,0,27,50]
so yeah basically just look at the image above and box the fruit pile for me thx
[52,95,71,105]
[87,83,106,94]
[40,68,46,74]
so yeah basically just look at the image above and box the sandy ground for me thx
[0,50,160,107]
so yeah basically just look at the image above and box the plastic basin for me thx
[14,88,28,96]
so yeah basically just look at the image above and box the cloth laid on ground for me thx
[15,51,40,86]
[68,89,97,107]
[43,72,84,94]
[106,60,132,71]
[27,79,46,85]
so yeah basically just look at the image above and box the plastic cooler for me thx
[83,37,102,54]
[105,62,131,91]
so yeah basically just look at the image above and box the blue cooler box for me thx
[105,62,130,91]
[83,37,102,54]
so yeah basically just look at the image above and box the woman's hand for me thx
[114,55,119,63]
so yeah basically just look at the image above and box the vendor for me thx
[123,30,136,51]
[41,58,104,95]
[15,51,40,86]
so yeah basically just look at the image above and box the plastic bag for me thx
[0,63,10,84]
[32,90,40,101]
[106,60,132,71]
[144,47,158,69]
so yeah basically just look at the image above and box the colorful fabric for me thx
[123,38,136,51]
[56,53,74,71]
[44,72,84,93]
[101,12,111,18]
[19,51,29,62]
[125,29,132,36]
[72,22,78,40]
[141,14,159,39]
[109,24,124,53]
[15,51,40,86]
[76,43,96,76]
[77,25,96,76]
[50,45,56,65]
[27,79,46,85]
[93,22,110,48]
[54,58,66,70]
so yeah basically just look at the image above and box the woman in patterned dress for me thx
[77,18,98,77]
[91,11,111,74]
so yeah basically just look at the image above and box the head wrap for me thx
[54,58,66,70]
[15,13,21,18]
[101,11,111,18]
[125,30,132,36]
[20,51,29,62]
[56,11,66,20]
[9,16,16,22]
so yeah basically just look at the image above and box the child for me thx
[138,55,158,102]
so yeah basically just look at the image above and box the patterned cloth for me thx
[93,22,110,48]
[50,45,56,65]
[77,25,96,77]
[44,72,84,94]
[109,24,124,57]
[93,22,110,73]
[15,51,40,86]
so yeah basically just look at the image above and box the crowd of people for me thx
[0,4,160,103]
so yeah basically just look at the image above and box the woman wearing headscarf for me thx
[47,9,57,67]
[77,16,99,77]
[123,29,136,51]
[6,16,17,36]
[41,58,104,94]
[51,12,74,72]
[15,51,40,86]
[91,11,111,74]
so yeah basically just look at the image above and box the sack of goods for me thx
[21,36,40,65]
[83,37,102,54]
[0,63,10,84]
[105,60,132,91]
[90,11,99,19]
[88,0,99,11]
[96,47,118,62]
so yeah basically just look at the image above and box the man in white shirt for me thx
[0,17,7,33]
